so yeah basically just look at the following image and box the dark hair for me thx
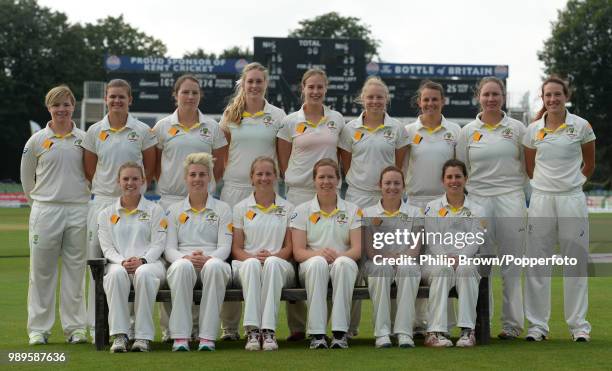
[441,159,468,179]
[533,76,571,122]
[313,158,340,180]
[379,166,405,187]
[441,159,468,195]
[412,80,445,114]
[173,74,202,104]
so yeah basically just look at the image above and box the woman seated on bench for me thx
[98,162,168,353]
[364,166,423,349]
[164,152,233,352]
[291,158,362,350]
[422,159,485,348]
[231,156,295,351]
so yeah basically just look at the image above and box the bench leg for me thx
[90,264,109,350]
[475,277,490,345]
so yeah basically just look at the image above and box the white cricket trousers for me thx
[470,190,526,334]
[524,190,591,337]
[167,258,231,340]
[344,187,380,210]
[219,185,252,334]
[407,194,446,331]
[422,263,480,332]
[158,195,184,340]
[104,261,165,340]
[86,195,116,332]
[27,201,88,338]
[285,187,317,334]
[232,257,295,331]
[366,262,420,337]
[299,256,358,334]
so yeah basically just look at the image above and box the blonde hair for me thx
[355,76,389,108]
[45,85,75,107]
[183,152,214,176]
[117,161,145,180]
[173,74,202,105]
[106,79,132,97]
[250,156,278,178]
[222,63,268,127]
[300,68,328,102]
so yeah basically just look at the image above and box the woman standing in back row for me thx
[83,79,157,340]
[218,63,287,341]
[404,80,461,335]
[522,76,594,342]
[456,77,527,340]
[277,68,345,340]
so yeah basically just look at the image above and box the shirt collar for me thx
[114,195,147,215]
[43,121,77,139]
[297,105,331,127]
[358,112,391,131]
[246,192,285,209]
[100,114,139,132]
[170,109,207,127]
[374,199,411,216]
[475,111,509,131]
[310,194,346,215]
[415,115,449,133]
[181,194,215,213]
[242,100,274,119]
[440,194,473,215]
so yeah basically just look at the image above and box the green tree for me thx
[75,15,167,81]
[288,12,380,61]
[183,46,252,60]
[183,48,217,59]
[539,0,612,184]
[0,1,167,181]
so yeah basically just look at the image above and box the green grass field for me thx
[1,208,611,370]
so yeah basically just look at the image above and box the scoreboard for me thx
[104,47,509,120]
[367,62,509,118]
[254,37,366,116]
[105,55,247,114]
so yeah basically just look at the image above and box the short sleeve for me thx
[289,204,307,231]
[276,117,293,142]
[581,122,596,144]
[212,123,228,150]
[82,126,97,153]
[522,125,536,149]
[338,124,354,152]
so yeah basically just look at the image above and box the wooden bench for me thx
[88,258,491,350]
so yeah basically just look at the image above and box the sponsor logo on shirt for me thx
[138,212,150,221]
[326,121,337,131]
[32,234,39,245]
[413,134,423,144]
[274,206,287,217]
[566,126,577,139]
[74,138,83,147]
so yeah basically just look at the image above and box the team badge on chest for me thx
[502,127,513,139]
[199,127,211,139]
[205,211,219,224]
[263,114,273,126]
[443,132,455,144]
[335,212,348,225]
[127,131,140,143]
